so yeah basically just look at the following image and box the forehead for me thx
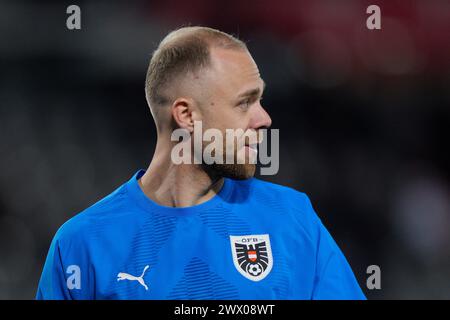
[207,48,263,95]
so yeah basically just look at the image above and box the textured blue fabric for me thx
[36,170,366,300]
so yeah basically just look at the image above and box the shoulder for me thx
[53,183,129,246]
[232,178,321,227]
[233,177,314,209]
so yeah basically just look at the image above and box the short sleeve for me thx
[311,218,366,300]
[36,237,73,300]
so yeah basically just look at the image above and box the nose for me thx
[249,103,272,130]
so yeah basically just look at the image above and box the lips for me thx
[244,144,258,159]
[246,144,258,152]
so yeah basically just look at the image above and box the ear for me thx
[171,98,200,133]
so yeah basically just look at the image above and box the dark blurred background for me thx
[0,0,449,299]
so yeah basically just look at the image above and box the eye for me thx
[238,99,251,109]
[237,95,263,110]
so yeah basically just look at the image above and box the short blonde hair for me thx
[145,26,247,107]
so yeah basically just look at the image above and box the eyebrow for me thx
[237,80,266,99]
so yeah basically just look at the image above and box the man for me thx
[36,26,365,299]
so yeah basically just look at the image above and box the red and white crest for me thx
[229,234,273,281]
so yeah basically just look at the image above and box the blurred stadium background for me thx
[0,0,449,299]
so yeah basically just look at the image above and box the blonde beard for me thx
[198,138,257,180]
[202,162,256,180]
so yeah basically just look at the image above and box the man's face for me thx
[197,48,272,180]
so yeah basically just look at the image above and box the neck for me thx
[138,137,224,208]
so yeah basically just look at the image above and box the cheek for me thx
[203,101,250,133]
[203,108,231,130]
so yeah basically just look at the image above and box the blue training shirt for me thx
[36,170,366,300]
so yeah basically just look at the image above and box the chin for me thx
[203,163,256,180]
